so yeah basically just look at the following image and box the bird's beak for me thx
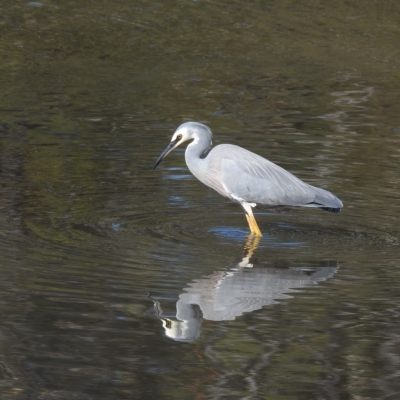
[152,137,181,170]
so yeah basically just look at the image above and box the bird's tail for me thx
[308,186,343,213]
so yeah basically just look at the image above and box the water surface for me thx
[0,1,400,399]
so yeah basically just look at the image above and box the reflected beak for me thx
[152,138,181,170]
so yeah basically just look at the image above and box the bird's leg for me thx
[245,214,263,236]
[241,202,263,236]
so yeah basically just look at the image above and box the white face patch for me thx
[171,128,188,144]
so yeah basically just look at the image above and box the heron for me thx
[153,122,343,236]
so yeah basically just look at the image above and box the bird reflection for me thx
[150,237,338,342]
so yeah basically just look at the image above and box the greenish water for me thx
[0,1,400,399]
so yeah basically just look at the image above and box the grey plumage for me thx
[153,122,343,236]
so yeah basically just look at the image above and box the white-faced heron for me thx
[153,122,343,236]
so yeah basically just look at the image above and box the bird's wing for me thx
[213,144,339,207]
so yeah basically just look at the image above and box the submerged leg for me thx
[241,202,263,236]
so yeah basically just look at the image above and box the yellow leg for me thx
[245,213,263,236]
[241,201,263,236]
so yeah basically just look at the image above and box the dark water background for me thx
[1,1,400,399]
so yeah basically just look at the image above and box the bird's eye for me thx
[177,134,182,140]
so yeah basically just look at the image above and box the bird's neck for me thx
[184,136,211,177]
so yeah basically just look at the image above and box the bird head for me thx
[152,122,212,169]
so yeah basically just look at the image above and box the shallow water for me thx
[1,1,400,399]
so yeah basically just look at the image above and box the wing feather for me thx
[203,144,342,208]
